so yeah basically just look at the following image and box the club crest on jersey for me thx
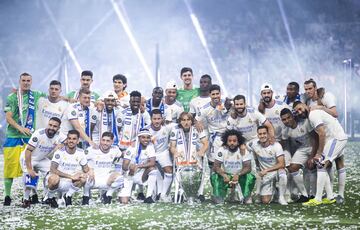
[227,121,230,125]
[117,118,122,123]
[300,128,304,133]
[248,118,252,123]
[275,110,279,115]
[170,132,175,137]
[55,153,60,159]
[92,115,97,120]
[32,137,38,142]
[218,152,222,157]
[71,111,76,116]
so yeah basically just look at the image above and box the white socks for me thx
[161,173,173,196]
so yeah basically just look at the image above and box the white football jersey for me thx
[215,146,252,174]
[86,146,121,174]
[227,107,267,142]
[21,128,67,162]
[164,101,184,123]
[123,145,156,165]
[52,148,87,174]
[308,110,347,141]
[307,92,336,109]
[196,100,228,134]
[247,140,284,171]
[282,118,313,149]
[264,100,290,140]
[36,97,68,129]
[189,96,211,116]
[148,125,172,153]
[92,107,123,144]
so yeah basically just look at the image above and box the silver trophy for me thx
[177,165,202,204]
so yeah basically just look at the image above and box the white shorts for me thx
[259,169,286,196]
[323,138,347,163]
[291,147,311,167]
[44,176,73,194]
[91,173,112,189]
[20,157,51,175]
[156,150,173,168]
[209,135,222,162]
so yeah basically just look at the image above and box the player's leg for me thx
[288,148,310,202]
[210,172,228,204]
[238,172,256,204]
[157,151,173,201]
[64,172,87,206]
[142,167,158,203]
[103,172,124,204]
[45,173,61,208]
[260,176,274,204]
[278,169,288,205]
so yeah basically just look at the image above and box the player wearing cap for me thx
[92,90,123,146]
[164,81,184,124]
[121,129,158,204]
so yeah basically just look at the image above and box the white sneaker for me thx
[278,196,288,205]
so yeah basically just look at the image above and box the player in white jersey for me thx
[121,129,158,204]
[20,117,66,208]
[118,91,151,151]
[195,84,231,165]
[189,74,212,118]
[164,81,184,124]
[211,129,256,204]
[36,80,68,129]
[146,87,166,118]
[170,112,209,202]
[304,78,338,118]
[227,94,275,142]
[92,90,123,145]
[247,126,288,205]
[281,82,305,108]
[293,102,347,205]
[147,109,173,202]
[280,108,317,202]
[83,132,124,205]
[60,88,97,149]
[46,130,92,208]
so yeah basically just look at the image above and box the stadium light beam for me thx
[110,0,156,87]
[277,0,304,78]
[184,0,228,96]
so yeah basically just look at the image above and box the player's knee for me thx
[335,157,344,170]
[47,175,60,190]
[163,166,172,174]
[261,196,271,204]
[288,164,301,173]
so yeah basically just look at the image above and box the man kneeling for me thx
[120,129,158,204]
[46,130,92,207]
[83,132,124,205]
[211,129,256,204]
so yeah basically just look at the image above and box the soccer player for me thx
[170,112,209,201]
[46,130,92,207]
[227,94,274,142]
[83,132,124,205]
[118,91,151,151]
[280,108,317,202]
[67,70,100,105]
[146,87,165,117]
[163,81,184,124]
[60,88,97,149]
[20,117,66,208]
[211,129,256,204]
[36,80,68,129]
[282,82,305,108]
[189,74,212,118]
[147,109,173,201]
[247,126,288,205]
[176,67,200,112]
[304,78,338,118]
[112,74,130,108]
[293,102,347,205]
[121,129,158,204]
[3,72,46,206]
[92,90,123,145]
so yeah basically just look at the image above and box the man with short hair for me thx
[36,80,69,129]
[163,81,184,124]
[247,126,288,205]
[20,117,66,208]
[67,70,100,105]
[146,87,165,117]
[113,74,130,108]
[283,82,304,108]
[121,129,158,204]
[3,72,46,205]
[176,67,200,112]
[61,88,97,149]
[189,74,212,118]
[212,129,256,204]
[293,101,347,205]
[46,130,92,208]
[83,132,124,205]
[304,79,337,118]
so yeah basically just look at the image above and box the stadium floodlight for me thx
[110,0,156,88]
[276,0,303,78]
[183,0,228,96]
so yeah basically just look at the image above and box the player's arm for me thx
[70,119,96,147]
[263,119,275,142]
[122,159,131,173]
[259,155,285,177]
[25,145,37,178]
[5,111,32,136]
[50,161,74,180]
[311,105,338,118]
[238,160,251,177]
[169,140,178,158]
[197,136,209,157]
[213,159,230,183]
[138,157,156,169]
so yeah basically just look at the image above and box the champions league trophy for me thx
[178,165,202,204]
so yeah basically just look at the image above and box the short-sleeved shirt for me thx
[215,146,252,174]
[196,101,228,134]
[176,87,200,112]
[263,100,290,140]
[86,146,121,174]
[67,90,100,104]
[21,128,67,161]
[60,102,97,137]
[148,125,172,153]
[281,118,313,149]
[227,107,267,142]
[189,96,210,116]
[123,145,156,165]
[164,101,184,123]
[52,148,87,174]
[4,90,46,138]
[247,140,284,172]
[308,110,347,141]
[92,107,123,144]
[307,92,336,109]
[36,97,69,129]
